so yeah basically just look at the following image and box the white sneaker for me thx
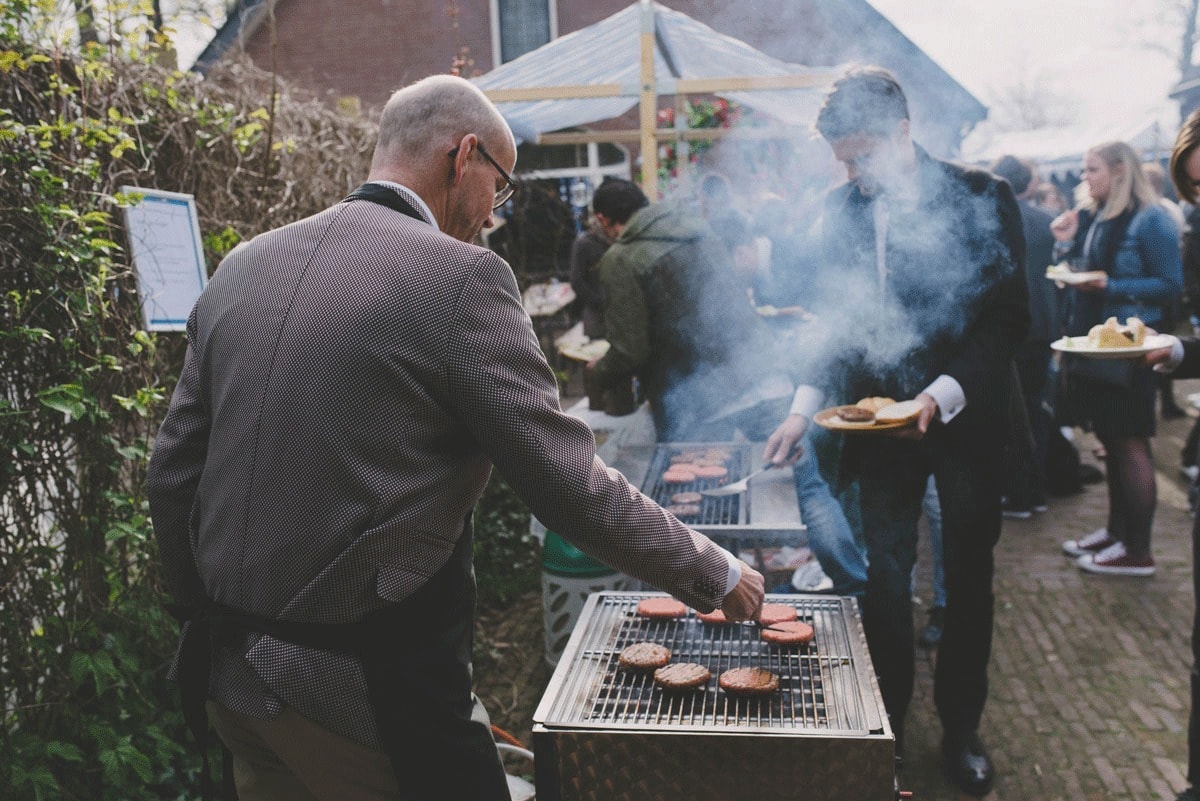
[1061,528,1115,557]
[1183,465,1199,482]
[791,561,834,593]
[1077,541,1156,576]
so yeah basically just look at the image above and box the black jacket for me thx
[1018,197,1059,342]
[802,146,1030,432]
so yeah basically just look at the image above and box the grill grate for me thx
[535,592,883,735]
[641,442,750,526]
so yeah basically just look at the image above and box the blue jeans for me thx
[924,475,946,609]
[793,429,867,597]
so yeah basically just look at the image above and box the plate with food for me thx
[1044,263,1108,285]
[556,338,610,363]
[813,397,923,433]
[1051,316,1173,359]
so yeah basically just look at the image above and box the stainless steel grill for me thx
[640,442,750,526]
[532,591,895,801]
[636,442,809,587]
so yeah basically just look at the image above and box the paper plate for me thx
[813,405,917,433]
[1050,334,1174,359]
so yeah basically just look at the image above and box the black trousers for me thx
[1007,343,1052,506]
[855,426,1003,741]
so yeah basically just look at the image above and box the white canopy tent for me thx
[471,0,844,199]
[959,108,1181,180]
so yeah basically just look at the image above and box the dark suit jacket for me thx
[805,146,1030,434]
[146,191,732,747]
[1018,197,1059,342]
[1173,338,1200,378]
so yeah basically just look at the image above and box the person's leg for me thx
[1184,417,1200,472]
[1019,347,1053,510]
[1105,436,1157,559]
[924,475,946,610]
[931,433,1003,737]
[918,476,947,649]
[208,702,402,801]
[856,440,927,749]
[792,429,867,597]
[1101,433,1130,544]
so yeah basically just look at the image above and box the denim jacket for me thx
[1066,203,1183,332]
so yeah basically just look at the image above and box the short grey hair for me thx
[372,75,513,169]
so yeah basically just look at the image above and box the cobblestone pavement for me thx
[475,379,1200,801]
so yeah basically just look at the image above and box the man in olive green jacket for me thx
[588,199,785,441]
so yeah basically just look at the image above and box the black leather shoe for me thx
[942,731,995,797]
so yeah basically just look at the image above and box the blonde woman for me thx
[1051,141,1184,575]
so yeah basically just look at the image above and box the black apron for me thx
[170,185,509,801]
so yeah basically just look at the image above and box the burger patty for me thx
[670,491,703,505]
[695,608,728,624]
[636,597,688,619]
[667,503,701,517]
[836,406,876,424]
[758,603,799,626]
[661,469,697,484]
[618,642,672,672]
[653,662,711,692]
[759,620,815,646]
[693,464,728,480]
[719,667,780,696]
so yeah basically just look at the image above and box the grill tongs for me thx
[741,619,791,634]
[701,444,799,497]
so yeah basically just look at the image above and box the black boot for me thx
[942,730,995,797]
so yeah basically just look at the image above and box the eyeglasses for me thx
[449,141,518,209]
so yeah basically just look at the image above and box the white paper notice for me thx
[121,186,208,332]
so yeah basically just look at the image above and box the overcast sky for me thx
[871,0,1184,131]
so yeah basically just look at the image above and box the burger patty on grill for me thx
[618,642,672,672]
[653,662,712,691]
[719,666,780,696]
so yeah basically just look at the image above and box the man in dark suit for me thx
[991,155,1058,518]
[146,75,765,801]
[764,67,1029,796]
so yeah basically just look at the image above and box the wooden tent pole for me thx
[639,0,658,201]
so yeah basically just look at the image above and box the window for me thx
[490,0,557,64]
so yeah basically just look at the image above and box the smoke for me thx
[637,118,1014,434]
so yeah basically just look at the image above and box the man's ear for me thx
[449,133,477,185]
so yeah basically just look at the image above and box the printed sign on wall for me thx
[121,186,207,332]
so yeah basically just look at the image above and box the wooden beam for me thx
[535,127,798,145]
[672,74,830,93]
[479,73,830,104]
[639,1,658,201]
[481,83,627,103]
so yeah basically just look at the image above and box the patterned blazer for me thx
[146,193,731,747]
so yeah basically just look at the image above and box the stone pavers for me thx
[901,378,1200,800]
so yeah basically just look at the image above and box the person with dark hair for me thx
[1052,141,1183,575]
[1144,106,1200,801]
[764,65,1029,796]
[989,154,1059,518]
[587,194,789,442]
[568,178,647,339]
[145,75,765,801]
